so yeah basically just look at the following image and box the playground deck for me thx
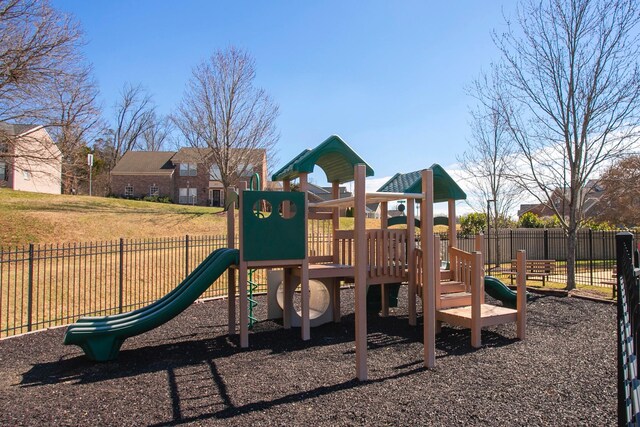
[0,288,615,426]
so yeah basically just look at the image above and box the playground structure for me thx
[64,135,527,381]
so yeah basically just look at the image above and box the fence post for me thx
[185,234,190,279]
[119,238,124,314]
[543,229,549,260]
[27,243,34,332]
[588,229,594,287]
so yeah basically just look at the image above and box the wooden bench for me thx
[505,259,556,286]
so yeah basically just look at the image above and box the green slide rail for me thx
[484,275,530,308]
[64,247,239,362]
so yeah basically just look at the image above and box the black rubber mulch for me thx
[0,288,615,426]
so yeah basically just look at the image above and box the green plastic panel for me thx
[242,191,306,261]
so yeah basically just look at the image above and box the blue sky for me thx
[53,0,515,206]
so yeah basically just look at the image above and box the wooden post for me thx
[227,191,236,335]
[380,202,388,228]
[434,235,442,332]
[283,268,292,329]
[422,169,435,368]
[516,250,527,340]
[448,199,457,249]
[238,181,248,347]
[332,182,341,322]
[471,251,483,348]
[407,198,416,326]
[475,234,485,304]
[299,173,310,341]
[354,164,368,381]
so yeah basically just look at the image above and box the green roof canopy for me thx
[377,164,466,202]
[272,135,374,184]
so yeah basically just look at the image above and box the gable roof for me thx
[0,122,42,137]
[377,164,466,203]
[111,151,176,175]
[271,135,374,184]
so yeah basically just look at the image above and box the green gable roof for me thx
[272,135,374,184]
[377,164,466,202]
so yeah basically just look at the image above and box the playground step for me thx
[436,303,518,328]
[440,281,466,294]
[440,269,451,281]
[439,291,472,309]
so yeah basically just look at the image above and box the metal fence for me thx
[438,229,640,290]
[0,235,269,338]
[616,232,640,425]
[1,228,630,339]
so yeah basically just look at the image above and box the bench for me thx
[505,259,556,286]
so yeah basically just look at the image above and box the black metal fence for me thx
[1,228,630,339]
[0,235,269,338]
[438,229,639,291]
[616,232,640,425]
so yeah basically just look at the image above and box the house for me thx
[110,147,268,207]
[0,123,61,194]
[517,180,605,220]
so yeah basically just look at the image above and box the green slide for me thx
[484,275,526,309]
[64,248,239,362]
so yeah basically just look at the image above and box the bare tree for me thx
[140,112,173,151]
[172,47,279,195]
[597,154,640,226]
[459,68,522,268]
[0,0,82,123]
[40,65,103,193]
[494,0,640,290]
[106,83,155,170]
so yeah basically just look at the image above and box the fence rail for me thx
[0,228,630,339]
[616,232,640,426]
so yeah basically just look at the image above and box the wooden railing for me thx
[334,229,355,266]
[449,247,477,292]
[366,229,408,281]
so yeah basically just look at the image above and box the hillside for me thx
[1,189,409,247]
[0,189,227,247]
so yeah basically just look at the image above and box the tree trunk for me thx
[565,224,577,291]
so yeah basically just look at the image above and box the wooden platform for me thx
[437,304,518,328]
[439,291,472,309]
[291,263,355,280]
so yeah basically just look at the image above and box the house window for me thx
[124,184,134,197]
[22,170,31,180]
[179,163,197,176]
[209,164,221,180]
[0,162,5,181]
[149,184,159,197]
[179,187,197,204]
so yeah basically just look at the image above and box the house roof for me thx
[377,164,467,203]
[172,147,267,164]
[0,122,41,137]
[271,135,374,184]
[111,151,176,175]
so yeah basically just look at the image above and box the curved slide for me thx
[484,275,524,309]
[64,248,239,362]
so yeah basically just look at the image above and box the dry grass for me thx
[0,189,229,247]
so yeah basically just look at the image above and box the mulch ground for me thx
[0,288,615,426]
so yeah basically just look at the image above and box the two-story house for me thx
[0,123,62,194]
[110,147,268,206]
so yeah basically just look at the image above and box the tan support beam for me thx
[407,198,416,326]
[227,189,236,335]
[422,169,435,368]
[354,164,368,381]
[448,199,457,249]
[475,234,485,304]
[238,181,248,347]
[301,174,310,341]
[471,251,483,348]
[380,201,388,229]
[516,250,527,340]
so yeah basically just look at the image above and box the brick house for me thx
[110,147,268,206]
[517,180,605,220]
[0,123,62,194]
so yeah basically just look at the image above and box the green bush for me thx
[518,212,544,228]
[460,212,486,235]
